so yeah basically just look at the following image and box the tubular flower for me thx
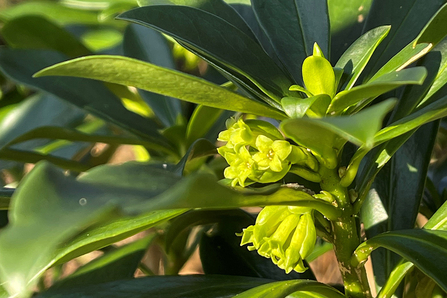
[217,118,254,150]
[218,145,258,187]
[240,206,316,273]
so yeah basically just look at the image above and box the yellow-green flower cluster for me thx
[240,206,316,273]
[217,118,316,187]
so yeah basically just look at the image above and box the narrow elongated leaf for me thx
[329,67,427,113]
[35,55,287,119]
[282,99,396,169]
[353,230,447,292]
[1,16,90,58]
[37,275,271,298]
[233,280,344,298]
[123,24,182,127]
[251,0,329,84]
[0,49,175,154]
[0,161,339,298]
[335,26,390,89]
[414,3,447,48]
[281,95,331,118]
[118,5,293,100]
[52,235,156,289]
[362,0,445,78]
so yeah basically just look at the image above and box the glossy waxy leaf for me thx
[251,0,329,84]
[123,23,182,127]
[140,0,257,41]
[1,16,90,58]
[353,230,447,292]
[233,279,344,298]
[37,275,271,298]
[414,3,447,49]
[0,49,175,154]
[281,99,396,169]
[368,42,432,82]
[329,67,427,114]
[118,5,293,100]
[335,26,390,89]
[35,55,286,119]
[302,56,336,97]
[0,161,339,298]
[362,0,445,78]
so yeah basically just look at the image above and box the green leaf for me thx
[1,15,90,58]
[353,230,447,293]
[414,3,447,49]
[0,161,339,297]
[172,138,217,176]
[34,55,287,119]
[123,23,182,127]
[368,42,432,82]
[186,105,224,146]
[117,5,293,100]
[141,0,258,41]
[328,0,373,61]
[335,26,390,89]
[0,1,114,26]
[329,67,427,114]
[362,0,445,78]
[302,56,336,97]
[251,0,330,84]
[0,49,175,154]
[52,235,156,289]
[281,99,396,168]
[374,94,447,144]
[233,280,344,298]
[281,94,331,118]
[37,275,271,298]
[361,122,439,288]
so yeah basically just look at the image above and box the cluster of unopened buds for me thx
[217,118,318,273]
[217,118,317,187]
[239,206,316,273]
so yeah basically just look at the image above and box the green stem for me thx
[319,166,371,298]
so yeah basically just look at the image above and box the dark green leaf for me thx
[353,230,447,292]
[123,24,182,127]
[0,49,175,154]
[414,3,447,49]
[252,0,329,84]
[328,0,373,61]
[1,16,90,58]
[172,138,217,176]
[335,26,390,89]
[118,5,293,100]
[233,279,344,298]
[37,275,271,298]
[34,55,287,119]
[328,67,427,114]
